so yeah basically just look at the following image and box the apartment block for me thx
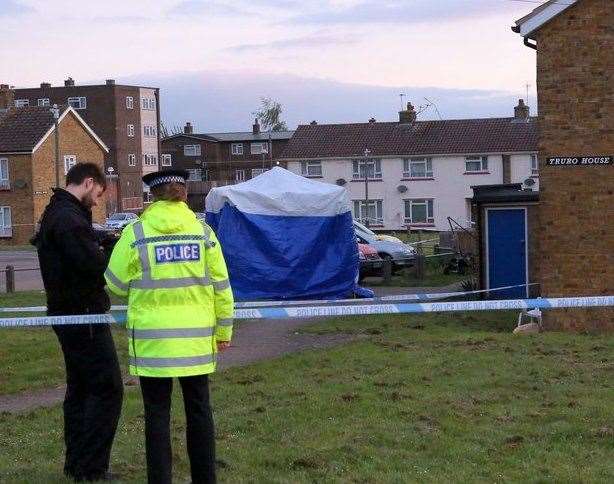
[13,78,160,213]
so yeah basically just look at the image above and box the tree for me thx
[253,97,288,131]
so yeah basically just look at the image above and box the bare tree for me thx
[253,97,288,131]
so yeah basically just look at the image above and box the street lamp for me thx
[363,148,371,228]
[50,104,60,188]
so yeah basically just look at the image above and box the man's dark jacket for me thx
[33,188,110,316]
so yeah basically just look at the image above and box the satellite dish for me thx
[14,179,27,189]
[397,185,408,193]
[336,178,347,186]
[524,177,536,187]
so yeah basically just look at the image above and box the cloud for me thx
[290,0,522,25]
[91,16,150,24]
[118,70,531,132]
[167,0,247,17]
[226,33,357,53]
[0,0,34,16]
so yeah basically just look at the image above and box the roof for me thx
[472,184,539,203]
[514,0,579,39]
[0,106,108,153]
[163,130,295,143]
[280,118,538,159]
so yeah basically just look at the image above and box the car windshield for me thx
[354,220,377,237]
[108,214,127,221]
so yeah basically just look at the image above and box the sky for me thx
[1,0,539,131]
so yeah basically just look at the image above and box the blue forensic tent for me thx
[205,167,358,301]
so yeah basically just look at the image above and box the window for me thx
[403,157,433,178]
[235,169,246,182]
[161,154,172,167]
[127,124,135,137]
[128,154,136,166]
[353,200,384,226]
[184,145,201,156]
[231,143,244,156]
[251,168,267,178]
[352,159,382,179]
[143,154,158,166]
[465,156,488,173]
[14,99,29,107]
[63,155,77,175]
[143,125,157,137]
[126,96,134,109]
[531,154,539,175]
[301,160,323,177]
[0,158,9,190]
[67,97,86,110]
[0,206,12,238]
[141,98,156,110]
[251,142,268,155]
[187,169,203,181]
[404,199,434,225]
[37,98,50,107]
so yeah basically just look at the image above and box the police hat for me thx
[142,169,189,188]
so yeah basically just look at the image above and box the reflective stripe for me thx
[132,222,150,276]
[217,318,233,327]
[105,269,129,292]
[212,279,230,292]
[129,354,215,368]
[199,222,215,248]
[131,234,211,248]
[132,327,214,339]
[131,276,211,289]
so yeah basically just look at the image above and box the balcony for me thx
[0,226,13,238]
[0,180,10,190]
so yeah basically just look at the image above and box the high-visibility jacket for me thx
[104,200,234,378]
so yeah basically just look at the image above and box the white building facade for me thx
[282,102,538,231]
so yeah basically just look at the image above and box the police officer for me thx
[105,169,234,484]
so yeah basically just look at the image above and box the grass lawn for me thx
[1,310,613,483]
[0,245,36,252]
[0,291,128,394]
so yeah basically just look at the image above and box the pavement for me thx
[0,250,43,292]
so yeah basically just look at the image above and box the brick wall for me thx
[535,0,613,331]
[0,154,34,246]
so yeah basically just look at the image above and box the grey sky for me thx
[3,0,538,129]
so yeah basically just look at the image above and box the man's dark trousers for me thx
[53,323,123,481]
[139,375,216,484]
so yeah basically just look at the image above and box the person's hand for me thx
[217,341,231,352]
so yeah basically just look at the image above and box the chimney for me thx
[0,84,14,110]
[184,122,193,134]
[64,77,75,87]
[399,102,417,124]
[369,117,376,123]
[252,118,260,135]
[514,99,530,120]
[40,82,51,88]
[106,79,115,86]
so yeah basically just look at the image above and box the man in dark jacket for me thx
[33,162,123,482]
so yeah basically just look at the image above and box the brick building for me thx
[160,119,294,211]
[12,78,160,214]
[514,0,613,331]
[0,105,108,245]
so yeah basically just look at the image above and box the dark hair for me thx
[66,162,107,189]
[151,182,187,202]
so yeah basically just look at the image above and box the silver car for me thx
[356,231,416,269]
[105,212,138,230]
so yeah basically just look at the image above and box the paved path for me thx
[0,250,42,292]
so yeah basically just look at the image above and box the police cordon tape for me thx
[0,296,612,328]
[0,283,538,313]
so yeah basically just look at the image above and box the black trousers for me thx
[139,375,216,484]
[53,324,124,481]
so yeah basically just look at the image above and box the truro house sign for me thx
[547,156,612,166]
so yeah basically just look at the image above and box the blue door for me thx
[487,209,527,298]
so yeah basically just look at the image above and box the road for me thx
[0,250,43,292]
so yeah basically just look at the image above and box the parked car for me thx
[358,243,383,281]
[353,220,405,244]
[356,232,416,270]
[105,212,138,230]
